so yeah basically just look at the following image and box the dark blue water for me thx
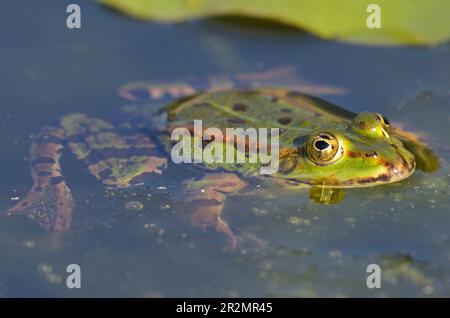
[0,0,449,297]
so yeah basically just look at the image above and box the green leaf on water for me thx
[100,0,450,46]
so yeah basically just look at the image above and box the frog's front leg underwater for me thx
[182,173,267,251]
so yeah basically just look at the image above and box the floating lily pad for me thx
[100,0,450,46]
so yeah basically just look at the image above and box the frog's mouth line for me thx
[344,156,416,188]
[356,154,416,185]
[338,157,416,188]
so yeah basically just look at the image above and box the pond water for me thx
[0,0,449,297]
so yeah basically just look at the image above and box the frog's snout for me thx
[386,149,416,182]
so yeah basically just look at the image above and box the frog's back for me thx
[166,88,356,134]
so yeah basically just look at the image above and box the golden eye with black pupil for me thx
[306,132,343,165]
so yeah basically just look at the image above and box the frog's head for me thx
[278,112,416,187]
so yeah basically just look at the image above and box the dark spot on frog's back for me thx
[278,116,293,125]
[232,103,248,112]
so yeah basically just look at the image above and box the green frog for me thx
[8,67,439,250]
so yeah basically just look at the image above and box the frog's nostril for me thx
[365,151,378,158]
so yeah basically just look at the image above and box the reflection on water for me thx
[0,0,449,297]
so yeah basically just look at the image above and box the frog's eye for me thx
[306,132,343,165]
[352,112,391,139]
[376,113,391,133]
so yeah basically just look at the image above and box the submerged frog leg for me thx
[9,113,168,233]
[118,65,346,102]
[9,126,74,233]
[182,173,266,251]
[61,114,167,188]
